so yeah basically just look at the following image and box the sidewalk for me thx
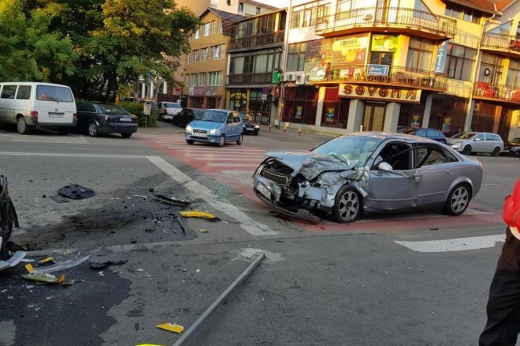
[259,124,342,142]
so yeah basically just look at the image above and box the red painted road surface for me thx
[138,134,503,233]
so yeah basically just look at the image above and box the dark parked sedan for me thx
[502,137,520,157]
[76,101,138,138]
[172,108,204,128]
[253,132,483,224]
[397,127,447,144]
[239,112,260,135]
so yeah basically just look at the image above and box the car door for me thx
[366,141,420,211]
[472,133,486,152]
[414,143,457,206]
[485,133,497,153]
[233,113,242,138]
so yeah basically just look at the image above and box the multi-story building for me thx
[277,0,520,141]
[227,9,287,124]
[135,1,278,103]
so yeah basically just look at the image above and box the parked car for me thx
[447,131,503,156]
[397,127,447,144]
[76,101,138,138]
[185,109,243,146]
[253,132,483,224]
[157,102,182,122]
[239,112,260,135]
[502,137,520,157]
[172,108,204,128]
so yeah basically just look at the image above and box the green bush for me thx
[117,101,157,127]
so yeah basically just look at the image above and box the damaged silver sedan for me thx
[253,132,483,224]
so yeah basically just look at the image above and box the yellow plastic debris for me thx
[25,264,34,273]
[179,211,219,221]
[22,272,60,284]
[198,229,208,233]
[39,257,54,264]
[156,323,184,334]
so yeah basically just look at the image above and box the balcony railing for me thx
[313,64,448,90]
[316,7,456,38]
[228,72,273,85]
[473,81,520,102]
[481,33,520,52]
[229,31,285,50]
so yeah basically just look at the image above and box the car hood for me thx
[242,120,258,126]
[265,152,355,180]
[447,138,466,145]
[188,120,222,130]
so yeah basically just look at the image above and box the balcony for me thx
[316,7,456,40]
[481,33,520,58]
[308,64,448,91]
[473,81,520,104]
[228,72,273,85]
[229,31,285,51]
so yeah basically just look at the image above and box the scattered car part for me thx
[179,211,220,221]
[28,255,90,274]
[172,252,265,346]
[157,323,184,334]
[58,184,95,200]
[49,195,69,203]
[88,255,128,269]
[0,251,27,272]
[153,194,191,206]
[22,272,65,284]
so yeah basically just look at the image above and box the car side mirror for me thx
[378,162,393,172]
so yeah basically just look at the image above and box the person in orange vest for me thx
[479,178,520,345]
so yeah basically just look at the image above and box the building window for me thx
[292,2,330,29]
[506,59,520,88]
[212,45,222,59]
[406,37,434,71]
[218,21,222,33]
[283,87,319,126]
[191,74,198,86]
[202,47,208,61]
[238,2,244,11]
[229,49,282,75]
[204,23,210,36]
[445,44,475,81]
[211,20,215,34]
[194,28,200,39]
[186,74,190,86]
[444,3,463,18]
[444,3,481,23]
[208,71,223,86]
[479,53,503,86]
[187,52,191,64]
[193,50,199,63]
[287,42,307,71]
[199,73,206,86]
[256,7,260,14]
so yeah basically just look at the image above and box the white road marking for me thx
[146,156,278,236]
[0,152,142,159]
[395,234,505,252]
[207,163,261,167]
[171,147,265,152]
[193,157,262,161]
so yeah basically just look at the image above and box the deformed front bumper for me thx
[253,175,321,224]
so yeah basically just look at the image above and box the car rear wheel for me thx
[491,147,500,157]
[186,139,194,145]
[88,121,99,137]
[443,183,471,216]
[236,134,243,145]
[121,133,132,138]
[462,145,472,155]
[17,117,30,134]
[218,135,225,147]
[331,185,362,223]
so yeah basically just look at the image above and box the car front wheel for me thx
[88,121,99,137]
[218,135,225,147]
[443,183,471,216]
[462,145,472,155]
[236,134,243,145]
[186,139,194,145]
[331,185,362,223]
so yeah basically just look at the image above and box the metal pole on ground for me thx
[172,253,265,346]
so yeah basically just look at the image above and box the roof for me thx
[200,8,245,22]
[495,0,515,11]
[444,0,500,14]
[241,0,280,10]
[228,8,286,24]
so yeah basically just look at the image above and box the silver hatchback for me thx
[253,132,483,224]
[447,131,503,156]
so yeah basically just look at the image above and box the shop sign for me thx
[304,34,369,82]
[371,35,398,52]
[367,64,389,76]
[188,87,194,96]
[193,87,205,97]
[273,86,281,99]
[411,113,422,128]
[295,105,303,119]
[339,84,422,103]
[206,86,217,96]
[434,40,448,74]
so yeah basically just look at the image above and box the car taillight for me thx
[30,111,38,117]
[73,113,77,118]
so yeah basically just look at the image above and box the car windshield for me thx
[452,132,476,139]
[98,104,129,114]
[165,103,181,109]
[311,135,384,167]
[195,110,227,123]
[239,113,254,121]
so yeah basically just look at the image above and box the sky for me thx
[255,0,289,8]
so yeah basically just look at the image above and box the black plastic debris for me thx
[89,255,128,269]
[153,194,191,206]
[57,184,95,200]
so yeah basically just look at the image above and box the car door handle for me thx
[445,170,453,175]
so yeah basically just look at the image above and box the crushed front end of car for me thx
[253,152,369,224]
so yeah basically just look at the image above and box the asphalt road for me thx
[0,123,518,346]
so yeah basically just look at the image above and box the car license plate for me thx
[245,127,254,131]
[119,117,132,122]
[256,182,271,200]
[49,112,64,118]
[194,131,207,137]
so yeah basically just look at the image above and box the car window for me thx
[485,134,495,141]
[77,102,90,112]
[1,85,17,99]
[313,135,384,168]
[494,134,502,141]
[454,132,476,139]
[436,130,445,138]
[475,133,485,140]
[36,85,74,102]
[415,129,426,136]
[426,129,438,137]
[16,86,31,100]
[227,114,234,123]
[196,110,227,122]
[377,142,413,170]
[415,144,449,168]
[98,104,128,113]
[233,114,241,122]
[441,147,459,162]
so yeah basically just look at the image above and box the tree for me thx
[0,0,76,82]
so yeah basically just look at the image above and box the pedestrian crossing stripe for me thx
[395,234,505,252]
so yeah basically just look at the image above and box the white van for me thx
[0,82,77,135]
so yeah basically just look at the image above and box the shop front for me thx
[188,86,204,108]
[205,86,222,109]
